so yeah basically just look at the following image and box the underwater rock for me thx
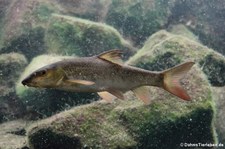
[105,0,174,46]
[169,0,225,56]
[16,55,98,119]
[0,0,135,61]
[0,0,28,43]
[0,53,27,122]
[27,62,216,148]
[52,0,111,21]
[0,0,56,42]
[0,120,29,149]
[0,0,11,20]
[0,53,27,93]
[0,0,53,60]
[213,87,225,144]
[105,0,225,56]
[168,24,199,42]
[0,93,26,123]
[199,54,225,87]
[1,0,225,58]
[1,27,46,61]
[0,0,12,41]
[128,30,225,87]
[46,14,135,58]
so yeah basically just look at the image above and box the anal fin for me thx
[97,91,116,103]
[107,89,124,100]
[97,89,124,103]
[132,86,151,105]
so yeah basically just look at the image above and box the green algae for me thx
[199,54,225,86]
[0,53,27,96]
[46,14,133,57]
[127,30,225,88]
[33,4,54,22]
[106,0,172,46]
[1,27,46,61]
[28,102,136,149]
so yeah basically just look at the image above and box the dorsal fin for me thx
[97,49,123,65]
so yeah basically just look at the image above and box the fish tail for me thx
[162,62,195,100]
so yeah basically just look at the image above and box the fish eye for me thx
[39,70,47,76]
[32,72,36,77]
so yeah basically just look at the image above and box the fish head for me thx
[21,65,65,88]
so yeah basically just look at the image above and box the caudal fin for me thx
[162,62,195,100]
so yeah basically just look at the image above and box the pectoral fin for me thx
[132,86,151,105]
[56,76,64,86]
[97,91,116,102]
[66,79,95,85]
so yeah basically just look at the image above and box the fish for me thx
[21,50,195,105]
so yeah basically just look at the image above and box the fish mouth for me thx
[22,79,28,86]
[22,79,34,87]
[22,79,42,88]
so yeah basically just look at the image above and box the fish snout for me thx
[22,77,32,86]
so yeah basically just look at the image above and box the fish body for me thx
[22,50,195,104]
[51,57,162,92]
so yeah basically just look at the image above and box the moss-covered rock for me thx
[0,0,12,44]
[31,2,55,23]
[199,54,225,87]
[1,1,135,61]
[0,53,27,122]
[0,1,11,22]
[46,14,134,58]
[0,120,31,149]
[105,0,174,46]
[0,92,26,123]
[0,0,56,60]
[1,27,46,61]
[169,0,225,56]
[16,55,98,119]
[51,0,111,21]
[27,59,216,148]
[168,24,199,42]
[0,53,27,92]
[213,87,225,144]
[128,30,225,86]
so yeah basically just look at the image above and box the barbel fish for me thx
[22,50,195,105]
